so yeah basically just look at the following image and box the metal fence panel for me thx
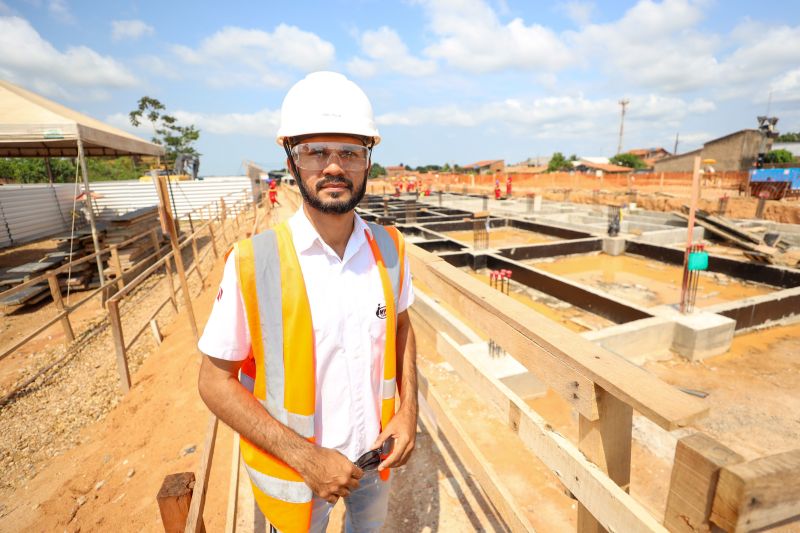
[87,176,253,220]
[0,177,253,249]
[0,184,76,248]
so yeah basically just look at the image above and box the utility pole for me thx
[617,98,629,155]
[673,132,680,155]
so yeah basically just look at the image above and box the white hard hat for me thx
[276,71,381,146]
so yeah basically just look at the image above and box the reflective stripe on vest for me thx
[235,220,403,533]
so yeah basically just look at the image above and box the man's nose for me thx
[322,157,346,176]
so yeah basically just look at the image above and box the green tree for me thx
[0,157,142,183]
[547,152,573,172]
[129,96,200,158]
[369,162,387,179]
[765,149,795,164]
[609,153,647,169]
[776,132,800,142]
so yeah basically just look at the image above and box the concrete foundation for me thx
[461,342,548,400]
[581,316,676,365]
[602,236,626,256]
[652,306,736,360]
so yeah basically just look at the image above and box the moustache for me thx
[316,176,354,192]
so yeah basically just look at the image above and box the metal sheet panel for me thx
[0,183,75,248]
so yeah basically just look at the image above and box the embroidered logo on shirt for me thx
[216,287,223,301]
[375,303,387,319]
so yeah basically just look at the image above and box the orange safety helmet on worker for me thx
[234,72,399,533]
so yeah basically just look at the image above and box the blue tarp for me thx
[750,168,800,190]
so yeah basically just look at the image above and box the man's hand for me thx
[371,405,417,471]
[298,447,363,504]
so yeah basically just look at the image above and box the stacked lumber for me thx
[52,232,102,290]
[102,207,166,279]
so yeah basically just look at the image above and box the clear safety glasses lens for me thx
[290,142,370,172]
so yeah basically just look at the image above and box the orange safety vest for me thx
[231,220,405,533]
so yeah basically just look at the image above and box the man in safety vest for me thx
[197,71,417,533]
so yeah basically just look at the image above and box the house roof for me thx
[575,161,631,173]
[0,80,164,158]
[464,159,503,168]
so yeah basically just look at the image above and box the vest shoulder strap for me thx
[366,223,405,308]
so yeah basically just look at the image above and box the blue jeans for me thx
[306,470,391,533]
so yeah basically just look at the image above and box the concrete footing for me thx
[602,236,626,256]
[461,342,548,400]
[651,306,736,361]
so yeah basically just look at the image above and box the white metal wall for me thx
[0,183,77,248]
[88,176,253,220]
[0,176,253,249]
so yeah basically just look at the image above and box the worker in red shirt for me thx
[268,179,281,207]
[494,178,502,200]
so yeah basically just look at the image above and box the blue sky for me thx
[2,0,799,175]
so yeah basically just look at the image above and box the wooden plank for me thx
[418,372,537,532]
[408,248,600,420]
[664,433,744,533]
[408,244,708,430]
[577,390,633,533]
[711,449,800,533]
[0,283,47,306]
[434,332,667,533]
[107,300,131,393]
[47,273,74,343]
[185,415,219,533]
[150,318,163,346]
[158,472,196,533]
[110,244,125,291]
[224,432,240,533]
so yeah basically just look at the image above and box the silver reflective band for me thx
[367,223,401,309]
[243,463,313,504]
[382,377,396,400]
[260,398,316,439]
[240,372,255,394]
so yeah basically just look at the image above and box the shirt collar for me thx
[288,207,372,256]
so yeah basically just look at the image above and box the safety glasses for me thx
[290,142,370,172]
[353,438,394,471]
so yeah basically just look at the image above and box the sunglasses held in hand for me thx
[354,438,394,471]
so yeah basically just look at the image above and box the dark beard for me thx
[296,173,367,214]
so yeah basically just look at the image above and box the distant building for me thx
[516,156,552,167]
[573,160,630,174]
[578,156,610,165]
[654,130,770,172]
[386,165,406,177]
[463,159,505,175]
[626,147,671,168]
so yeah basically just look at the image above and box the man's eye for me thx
[340,150,355,159]
[309,148,326,157]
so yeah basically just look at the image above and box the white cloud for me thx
[135,55,181,80]
[0,16,137,98]
[768,68,800,103]
[560,1,594,26]
[108,108,282,138]
[377,93,713,137]
[417,0,572,73]
[348,26,436,78]
[111,19,154,42]
[170,24,334,89]
[48,0,73,24]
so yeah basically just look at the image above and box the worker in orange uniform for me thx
[197,72,417,533]
[506,175,512,198]
[268,179,281,207]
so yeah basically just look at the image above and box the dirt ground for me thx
[1,190,799,532]
[369,178,800,224]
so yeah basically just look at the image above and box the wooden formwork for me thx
[164,185,800,533]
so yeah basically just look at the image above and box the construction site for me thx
[2,47,800,533]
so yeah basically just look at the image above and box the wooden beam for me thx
[107,299,131,393]
[158,472,196,533]
[47,273,74,343]
[224,433,241,533]
[664,433,744,533]
[577,389,633,533]
[185,415,219,533]
[407,244,708,430]
[435,332,667,533]
[711,449,800,533]
[418,372,537,532]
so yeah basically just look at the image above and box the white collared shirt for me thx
[198,208,414,461]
